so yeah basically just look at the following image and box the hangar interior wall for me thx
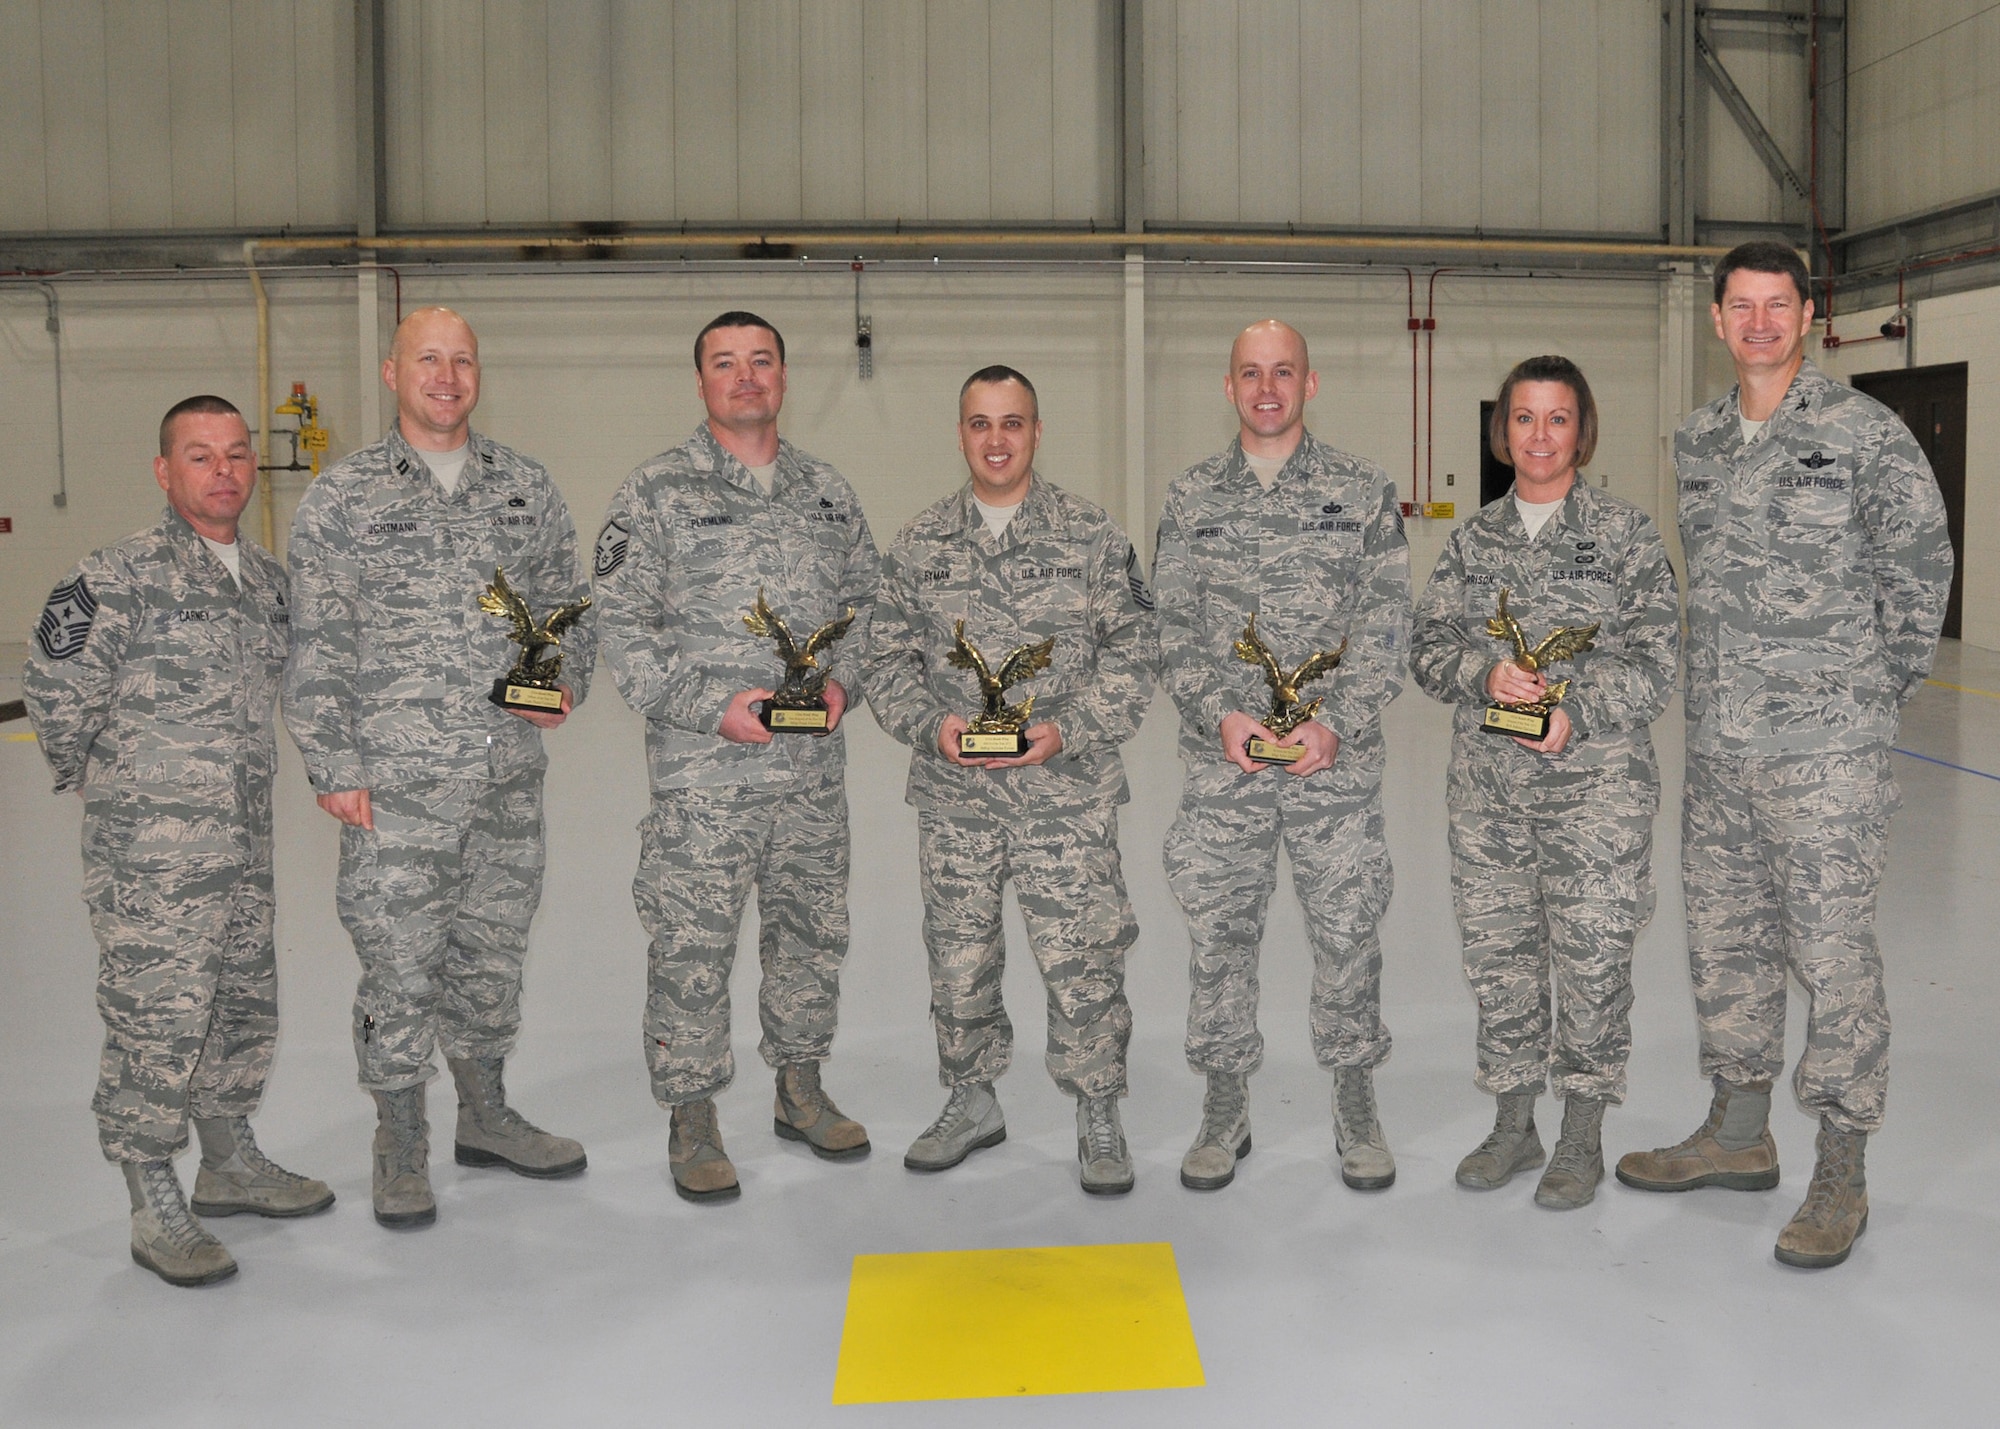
[0,269,1683,640]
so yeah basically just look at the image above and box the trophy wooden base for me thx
[1246,737,1306,765]
[491,679,565,713]
[960,729,1029,757]
[1480,704,1551,738]
[759,702,831,733]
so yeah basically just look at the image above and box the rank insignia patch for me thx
[36,576,98,661]
[594,517,631,578]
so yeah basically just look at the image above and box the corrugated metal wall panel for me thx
[1848,0,2000,230]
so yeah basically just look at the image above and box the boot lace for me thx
[1335,1072,1381,1144]
[1799,1132,1861,1220]
[920,1084,983,1142]
[675,1099,722,1151]
[220,1118,316,1188]
[1197,1079,1247,1145]
[1081,1098,1124,1162]
[785,1062,836,1117]
[378,1092,429,1175]
[138,1162,214,1254]
[1546,1118,1601,1181]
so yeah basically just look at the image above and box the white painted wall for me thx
[1847,0,2000,231]
[3,266,1694,637]
[1816,286,2000,650]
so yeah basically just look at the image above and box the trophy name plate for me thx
[1245,737,1306,766]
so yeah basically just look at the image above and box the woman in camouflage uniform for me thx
[1411,356,1680,1208]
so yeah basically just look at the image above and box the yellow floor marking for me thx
[1926,679,2000,701]
[3,731,36,742]
[832,1242,1204,1405]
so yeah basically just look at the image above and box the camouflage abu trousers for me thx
[917,806,1136,1098]
[336,771,546,1091]
[1448,802,1654,1102]
[1164,761,1394,1075]
[1683,747,1897,1134]
[84,857,277,1163]
[635,773,850,1105]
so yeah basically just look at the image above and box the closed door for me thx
[1853,362,1966,641]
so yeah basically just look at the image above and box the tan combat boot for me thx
[1076,1094,1135,1196]
[669,1098,740,1203]
[773,1061,870,1161]
[1456,1091,1544,1189]
[371,1086,437,1228]
[1535,1097,1606,1209]
[1615,1080,1780,1193]
[1333,1066,1396,1190]
[1180,1071,1251,1191]
[1774,1123,1868,1269]
[124,1160,237,1287]
[189,1116,335,1218]
[449,1056,587,1178]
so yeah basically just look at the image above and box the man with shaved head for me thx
[286,306,596,1228]
[1153,320,1411,1193]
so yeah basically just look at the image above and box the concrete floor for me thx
[3,638,1996,1426]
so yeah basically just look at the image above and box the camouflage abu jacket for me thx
[1676,359,1952,758]
[282,423,595,791]
[1152,433,1410,784]
[24,505,290,869]
[866,474,1159,816]
[1411,480,1680,817]
[594,423,879,792]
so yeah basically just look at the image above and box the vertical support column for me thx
[357,262,382,441]
[356,0,387,239]
[1657,262,1699,573]
[1662,0,1696,247]
[1124,251,1149,559]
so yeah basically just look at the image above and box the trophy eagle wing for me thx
[477,568,536,644]
[801,607,856,661]
[1232,613,1287,695]
[945,621,999,694]
[539,597,593,641]
[1286,639,1348,693]
[743,587,802,663]
[994,636,1055,691]
[1484,587,1531,664]
[1529,622,1600,669]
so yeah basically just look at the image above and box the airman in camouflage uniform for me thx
[1412,355,1679,1209]
[1617,244,1952,1269]
[285,308,594,1229]
[595,312,879,1203]
[866,365,1157,1196]
[25,396,332,1288]
[1153,320,1409,1193]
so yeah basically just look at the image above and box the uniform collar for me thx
[385,421,489,487]
[1713,358,1834,444]
[692,421,793,496]
[159,504,248,589]
[951,472,1056,551]
[1225,431,1318,492]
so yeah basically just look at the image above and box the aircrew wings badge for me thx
[36,575,97,661]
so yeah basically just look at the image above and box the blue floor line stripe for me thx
[1892,747,2000,783]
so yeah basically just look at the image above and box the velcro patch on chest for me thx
[35,576,97,661]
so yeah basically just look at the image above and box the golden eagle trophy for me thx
[743,587,855,732]
[1233,612,1347,766]
[478,567,591,713]
[946,621,1056,757]
[1481,587,1598,739]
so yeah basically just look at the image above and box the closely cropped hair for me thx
[158,394,244,456]
[1711,240,1812,308]
[694,310,786,368]
[1488,356,1599,470]
[959,364,1038,418]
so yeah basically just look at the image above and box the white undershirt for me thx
[1740,415,1768,444]
[747,461,778,496]
[1514,493,1565,539]
[201,535,241,586]
[1245,452,1287,491]
[972,494,1019,538]
[421,442,472,496]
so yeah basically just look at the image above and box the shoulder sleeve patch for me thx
[594,516,631,578]
[35,575,98,661]
[1123,542,1155,612]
